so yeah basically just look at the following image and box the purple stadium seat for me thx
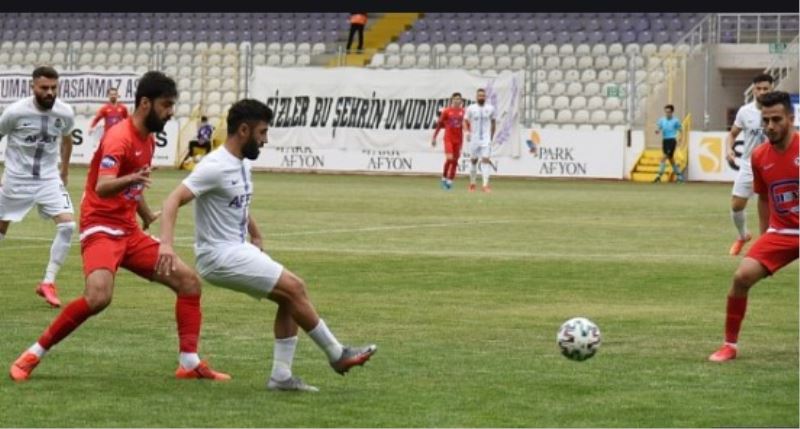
[556,31,571,44]
[444,31,460,44]
[209,30,223,42]
[570,31,587,44]
[224,31,238,43]
[588,31,603,43]
[463,30,476,43]
[490,32,507,44]
[97,29,110,40]
[55,29,70,41]
[476,31,490,44]
[138,30,152,42]
[508,31,522,44]
[654,31,670,43]
[309,31,323,44]
[523,32,538,44]
[223,18,237,31]
[397,32,413,44]
[668,18,683,31]
[618,18,633,31]
[2,29,14,40]
[124,30,138,42]
[621,31,636,44]
[584,18,600,32]
[601,18,616,32]
[69,29,83,41]
[536,18,553,31]
[15,29,29,41]
[603,31,620,43]
[539,32,555,44]
[413,32,430,43]
[637,31,652,44]
[506,19,522,31]
[55,18,70,31]
[652,19,666,31]
[179,31,193,43]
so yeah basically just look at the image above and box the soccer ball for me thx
[557,317,601,361]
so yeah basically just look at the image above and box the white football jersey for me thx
[734,102,766,161]
[465,103,496,143]
[0,97,74,181]
[182,146,254,256]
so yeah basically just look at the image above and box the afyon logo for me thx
[698,137,723,173]
[526,130,541,155]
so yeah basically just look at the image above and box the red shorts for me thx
[745,232,799,274]
[81,228,160,279]
[444,139,462,156]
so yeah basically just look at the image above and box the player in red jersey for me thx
[709,91,799,362]
[9,71,229,382]
[88,87,128,138]
[432,92,465,190]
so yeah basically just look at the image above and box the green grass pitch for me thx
[1,167,797,427]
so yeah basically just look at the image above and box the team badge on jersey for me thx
[100,156,117,169]
[54,118,64,130]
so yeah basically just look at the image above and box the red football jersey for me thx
[434,107,464,143]
[90,103,129,131]
[80,118,155,234]
[752,132,799,234]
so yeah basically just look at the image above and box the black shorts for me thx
[662,139,677,158]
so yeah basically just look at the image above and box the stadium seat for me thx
[296,43,311,54]
[223,66,237,78]
[624,43,640,55]
[641,43,657,56]
[587,96,604,109]
[578,124,594,131]
[658,44,674,55]
[93,53,108,65]
[266,42,282,54]
[535,82,550,94]
[536,96,553,109]
[386,54,401,68]
[496,56,512,69]
[369,53,384,68]
[556,109,573,123]
[594,55,610,69]
[311,43,326,55]
[479,56,495,70]
[577,55,594,69]
[604,96,622,110]
[37,52,52,64]
[547,70,564,83]
[591,44,607,56]
[526,44,541,55]
[484,69,498,77]
[297,54,311,66]
[400,55,416,68]
[511,56,527,70]
[208,66,222,77]
[614,70,629,83]
[494,44,509,55]
[558,44,574,55]
[553,96,570,110]
[542,44,558,55]
[560,124,577,130]
[206,104,222,117]
[281,55,296,66]
[544,56,560,70]
[538,109,555,122]
[611,56,628,70]
[447,44,462,55]
[608,110,625,124]
[590,110,607,124]
[464,55,480,69]
[267,54,281,66]
[595,124,612,131]
[177,104,191,117]
[51,52,66,65]
[573,109,590,123]
[462,43,478,55]
[447,55,464,68]
[561,55,577,69]
[570,96,587,109]
[564,69,580,82]
[510,44,526,55]
[580,69,597,83]
[566,82,583,96]
[417,55,431,67]
[608,43,624,55]
[385,43,400,54]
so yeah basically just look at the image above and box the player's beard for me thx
[144,107,168,133]
[242,133,261,160]
[35,93,55,110]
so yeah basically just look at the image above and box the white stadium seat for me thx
[549,82,566,96]
[462,43,478,55]
[564,69,580,82]
[281,55,296,66]
[544,56,561,70]
[577,56,594,69]
[385,43,400,54]
[580,69,597,83]
[538,109,555,122]
[561,55,577,69]
[447,44,462,55]
[566,82,583,96]
[594,55,610,69]
[400,55,416,68]
[570,96,587,109]
[479,56,495,70]
[590,110,607,124]
[369,53,384,67]
[464,55,480,69]
[296,43,311,54]
[587,96,604,109]
[535,82,549,94]
[312,43,326,55]
[608,43,624,56]
[591,44,607,56]
[583,82,601,96]
[556,109,573,123]
[494,44,510,55]
[536,96,553,109]
[496,56,512,69]
[542,44,558,55]
[511,56,527,70]
[614,70,629,83]
[510,44,526,55]
[386,54,401,67]
[553,96,570,110]
[573,109,590,123]
[526,44,541,55]
[267,55,281,66]
[447,55,463,68]
[575,44,591,55]
[416,43,431,55]
[597,70,614,83]
[578,124,594,131]
[608,110,625,124]
[558,44,574,55]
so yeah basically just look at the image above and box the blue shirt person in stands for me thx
[654,104,684,182]
[181,116,215,169]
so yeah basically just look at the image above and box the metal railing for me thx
[743,35,799,103]
[716,13,799,44]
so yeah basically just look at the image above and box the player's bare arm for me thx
[432,113,445,147]
[726,126,743,163]
[137,196,160,231]
[490,118,496,141]
[757,192,769,235]
[156,184,196,276]
[247,214,264,251]
[463,117,471,141]
[95,167,152,198]
[60,134,72,185]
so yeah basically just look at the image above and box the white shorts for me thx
[0,177,74,222]
[469,141,492,159]
[731,159,754,199]
[196,242,284,299]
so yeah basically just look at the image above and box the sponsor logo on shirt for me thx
[100,156,117,169]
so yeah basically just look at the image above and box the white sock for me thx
[731,209,748,239]
[27,342,47,358]
[307,319,344,362]
[270,336,298,381]
[469,163,478,184]
[481,162,491,186]
[724,342,738,348]
[44,222,75,284]
[179,352,201,370]
[0,231,5,241]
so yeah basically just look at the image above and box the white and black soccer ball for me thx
[557,317,601,361]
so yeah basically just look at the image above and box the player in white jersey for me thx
[0,66,76,308]
[726,73,774,256]
[157,99,377,392]
[464,88,496,193]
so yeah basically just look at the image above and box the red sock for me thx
[724,295,748,344]
[176,294,201,353]
[442,160,450,179]
[38,297,94,350]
